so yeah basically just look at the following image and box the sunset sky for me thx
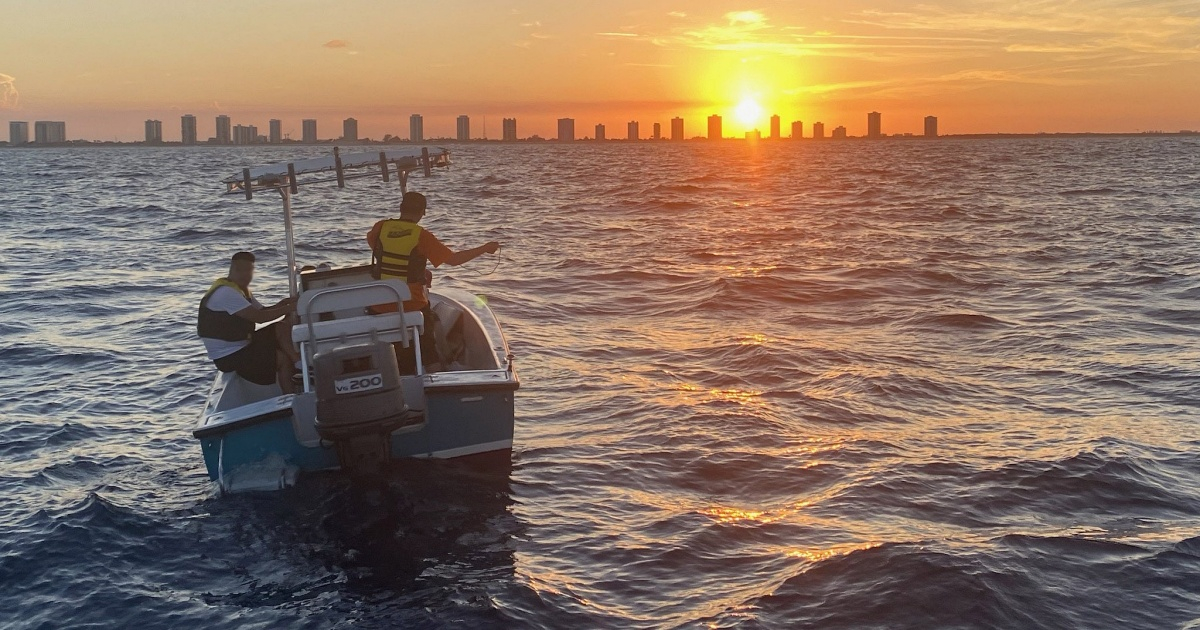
[2,0,1198,140]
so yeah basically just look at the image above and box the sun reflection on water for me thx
[721,263,779,278]
[699,506,777,524]
[785,542,882,563]
[670,381,766,407]
[738,333,769,346]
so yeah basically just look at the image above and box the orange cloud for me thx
[323,39,349,48]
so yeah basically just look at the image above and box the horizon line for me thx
[5,130,1199,148]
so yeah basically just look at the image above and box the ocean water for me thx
[1,137,1198,629]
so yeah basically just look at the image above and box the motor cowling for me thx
[313,341,425,475]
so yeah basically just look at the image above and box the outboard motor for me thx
[314,341,425,476]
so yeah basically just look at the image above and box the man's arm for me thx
[446,241,500,266]
[234,296,296,323]
[366,220,383,251]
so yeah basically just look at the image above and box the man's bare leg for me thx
[274,318,300,365]
[276,349,295,394]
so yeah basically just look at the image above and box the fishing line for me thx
[462,245,503,276]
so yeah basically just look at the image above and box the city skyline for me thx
[10,109,945,143]
[13,104,1198,145]
[7,107,1199,146]
[1,1,1197,140]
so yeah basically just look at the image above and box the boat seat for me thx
[293,311,425,356]
[297,279,412,325]
[294,279,424,356]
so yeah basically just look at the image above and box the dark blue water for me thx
[1,138,1198,629]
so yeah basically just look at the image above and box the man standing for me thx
[197,251,299,393]
[367,191,499,369]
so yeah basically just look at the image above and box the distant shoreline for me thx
[2,131,1197,148]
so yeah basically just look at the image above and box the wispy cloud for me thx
[0,73,17,109]
[847,0,1200,60]
[654,9,992,61]
[930,68,1093,87]
[323,39,349,48]
[726,10,766,26]
[681,9,773,46]
[595,1,1199,99]
[808,65,1103,102]
[850,1,1200,37]
[1004,43,1103,53]
[514,19,552,48]
[782,80,891,96]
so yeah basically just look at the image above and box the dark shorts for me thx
[213,323,280,385]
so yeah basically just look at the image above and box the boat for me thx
[192,147,519,493]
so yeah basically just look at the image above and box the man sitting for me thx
[197,251,299,392]
[367,191,499,372]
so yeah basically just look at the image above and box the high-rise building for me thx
[746,129,761,141]
[813,122,825,139]
[233,124,250,144]
[791,120,802,139]
[456,115,470,141]
[269,119,282,144]
[409,114,424,142]
[144,119,162,144]
[181,115,197,145]
[9,121,29,145]
[557,118,575,142]
[770,114,781,139]
[924,115,938,137]
[233,124,260,144]
[502,118,517,141]
[627,121,639,141]
[832,125,847,139]
[652,122,661,140]
[215,115,231,144]
[302,119,317,143]
[867,111,882,138]
[343,117,358,142]
[671,117,684,141]
[595,123,606,141]
[707,114,722,140]
[34,121,67,144]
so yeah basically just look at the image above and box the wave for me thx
[0,421,101,459]
[0,342,123,369]
[170,227,246,240]
[909,312,1009,329]
[746,542,1049,628]
[1059,187,1122,196]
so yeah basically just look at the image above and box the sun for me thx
[734,97,764,129]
